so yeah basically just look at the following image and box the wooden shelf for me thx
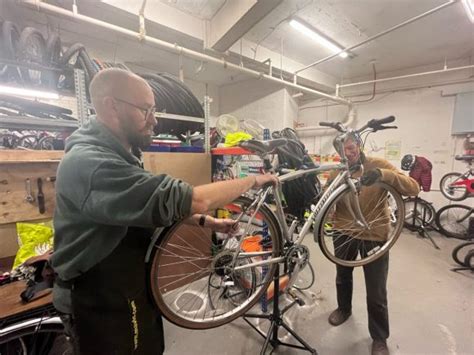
[0,150,64,162]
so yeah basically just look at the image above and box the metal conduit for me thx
[21,0,351,105]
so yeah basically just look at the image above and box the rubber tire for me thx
[1,21,21,81]
[451,241,474,267]
[42,33,62,88]
[17,27,47,84]
[440,172,468,201]
[435,204,472,239]
[464,250,474,269]
[148,196,282,329]
[59,42,85,66]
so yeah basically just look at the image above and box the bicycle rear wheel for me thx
[403,197,436,231]
[148,196,282,329]
[435,204,473,239]
[317,182,404,267]
[440,172,468,201]
[0,316,66,355]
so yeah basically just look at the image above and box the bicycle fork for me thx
[342,179,370,230]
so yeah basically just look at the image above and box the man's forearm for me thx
[191,176,256,214]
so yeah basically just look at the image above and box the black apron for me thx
[71,227,164,355]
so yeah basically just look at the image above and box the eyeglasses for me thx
[114,97,156,121]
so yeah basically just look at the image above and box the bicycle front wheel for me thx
[435,204,473,239]
[317,182,405,267]
[440,172,468,201]
[148,196,282,329]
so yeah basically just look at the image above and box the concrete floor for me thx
[163,230,473,355]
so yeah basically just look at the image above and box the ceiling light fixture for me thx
[289,18,348,58]
[462,0,474,23]
[0,85,59,100]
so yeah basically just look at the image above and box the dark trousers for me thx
[57,227,164,355]
[334,235,390,341]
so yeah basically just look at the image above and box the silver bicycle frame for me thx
[232,163,371,272]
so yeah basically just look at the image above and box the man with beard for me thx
[326,135,419,355]
[52,69,278,354]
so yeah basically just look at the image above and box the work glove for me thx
[360,169,382,186]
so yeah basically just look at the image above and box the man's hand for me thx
[253,174,279,189]
[360,169,382,186]
[207,217,239,233]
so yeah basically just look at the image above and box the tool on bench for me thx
[37,178,45,214]
[25,178,35,203]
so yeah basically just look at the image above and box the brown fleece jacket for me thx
[329,156,420,241]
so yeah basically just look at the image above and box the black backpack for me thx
[273,128,321,219]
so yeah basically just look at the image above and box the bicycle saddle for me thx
[455,155,474,162]
[239,138,288,154]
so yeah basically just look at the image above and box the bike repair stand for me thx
[242,266,317,354]
[411,197,440,250]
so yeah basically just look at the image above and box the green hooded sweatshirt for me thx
[52,117,193,284]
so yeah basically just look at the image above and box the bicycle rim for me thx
[317,182,404,267]
[435,205,472,239]
[149,196,281,329]
[403,197,435,229]
[440,173,468,201]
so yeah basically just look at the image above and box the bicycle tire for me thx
[42,33,62,89]
[464,250,474,269]
[451,241,474,267]
[440,172,468,201]
[317,181,405,267]
[0,316,64,355]
[59,43,84,66]
[148,196,282,329]
[403,197,436,231]
[435,204,473,239]
[1,21,21,81]
[17,27,47,85]
[2,21,20,60]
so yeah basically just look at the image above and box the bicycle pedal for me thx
[287,288,305,306]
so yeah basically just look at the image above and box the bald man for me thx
[52,69,277,354]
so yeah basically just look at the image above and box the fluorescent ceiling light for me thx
[290,19,348,58]
[462,0,474,23]
[0,85,59,99]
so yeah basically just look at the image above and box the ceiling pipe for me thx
[295,106,357,137]
[338,64,474,89]
[20,0,351,105]
[293,0,459,77]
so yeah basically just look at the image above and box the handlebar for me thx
[319,115,397,133]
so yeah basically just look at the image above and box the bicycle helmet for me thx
[401,154,415,171]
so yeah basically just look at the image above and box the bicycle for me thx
[0,305,66,355]
[435,204,473,240]
[439,155,474,201]
[146,116,405,330]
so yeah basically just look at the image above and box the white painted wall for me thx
[297,84,474,209]
[219,79,297,132]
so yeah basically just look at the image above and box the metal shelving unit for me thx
[0,116,78,131]
[154,95,211,153]
[0,68,88,131]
